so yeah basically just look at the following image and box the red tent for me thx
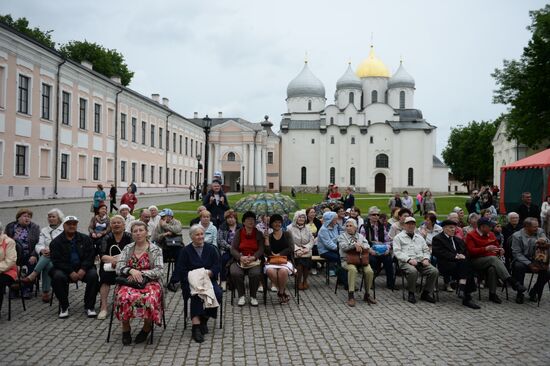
[499,149,550,213]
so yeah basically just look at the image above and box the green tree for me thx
[442,120,499,189]
[0,14,55,48]
[492,5,550,148]
[59,41,134,86]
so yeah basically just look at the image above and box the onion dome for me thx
[287,61,325,98]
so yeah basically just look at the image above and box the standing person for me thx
[516,192,541,225]
[108,184,118,214]
[421,191,437,214]
[0,222,17,311]
[189,184,195,200]
[465,190,480,215]
[388,193,402,211]
[5,208,40,299]
[413,191,423,215]
[120,186,138,214]
[21,209,64,302]
[541,196,550,236]
[287,210,314,290]
[342,187,355,210]
[50,216,99,318]
[202,180,229,228]
[324,184,334,200]
[93,184,107,215]
[129,181,137,194]
[401,191,413,211]
[328,185,342,200]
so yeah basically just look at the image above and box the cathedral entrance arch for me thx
[374,173,386,193]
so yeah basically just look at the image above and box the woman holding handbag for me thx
[338,220,376,307]
[264,214,294,304]
[97,215,132,320]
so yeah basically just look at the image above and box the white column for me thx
[242,145,248,188]
[262,146,267,186]
[248,143,254,186]
[215,143,221,175]
[255,145,261,188]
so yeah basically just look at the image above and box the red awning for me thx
[502,148,550,170]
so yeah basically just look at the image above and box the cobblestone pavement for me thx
[0,193,190,229]
[1,271,549,366]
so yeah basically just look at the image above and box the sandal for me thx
[278,292,290,304]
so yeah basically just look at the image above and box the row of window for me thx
[226,151,274,164]
[300,165,414,186]
[119,160,196,186]
[305,90,405,111]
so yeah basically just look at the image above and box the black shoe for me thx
[407,292,417,304]
[420,291,436,303]
[192,324,204,343]
[516,292,524,304]
[529,290,538,302]
[508,278,526,293]
[489,293,502,304]
[462,296,480,309]
[200,317,209,335]
[122,331,132,345]
[167,282,178,292]
[134,329,151,344]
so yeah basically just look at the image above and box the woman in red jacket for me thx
[120,186,138,214]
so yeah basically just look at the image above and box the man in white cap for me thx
[50,215,99,318]
[393,216,439,304]
[118,204,135,233]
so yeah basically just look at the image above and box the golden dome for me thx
[356,46,390,78]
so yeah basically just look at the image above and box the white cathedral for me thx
[279,46,448,193]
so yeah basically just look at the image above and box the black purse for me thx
[115,275,150,289]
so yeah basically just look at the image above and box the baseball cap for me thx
[404,217,416,224]
[63,215,79,224]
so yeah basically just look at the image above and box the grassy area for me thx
[150,192,469,227]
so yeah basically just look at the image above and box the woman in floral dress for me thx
[115,221,164,345]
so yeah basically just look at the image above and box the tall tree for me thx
[492,5,550,148]
[442,120,499,189]
[59,41,134,86]
[0,14,55,48]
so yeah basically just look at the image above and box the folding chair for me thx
[184,294,223,330]
[2,243,27,321]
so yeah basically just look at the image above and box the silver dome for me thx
[388,62,415,89]
[287,62,325,99]
[336,63,362,90]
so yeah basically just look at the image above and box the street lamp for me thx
[195,154,202,201]
[241,165,245,194]
[202,115,212,198]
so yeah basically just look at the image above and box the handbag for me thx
[268,255,288,265]
[238,258,261,269]
[103,245,122,272]
[115,275,150,289]
[346,249,369,266]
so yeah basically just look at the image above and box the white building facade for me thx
[280,47,448,193]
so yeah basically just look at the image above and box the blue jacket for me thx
[317,212,339,255]
[176,243,220,298]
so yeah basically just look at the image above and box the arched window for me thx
[348,117,352,125]
[301,167,307,185]
[350,167,356,186]
[399,91,405,108]
[351,137,355,144]
[408,167,414,186]
[371,90,378,103]
[329,167,335,184]
[376,154,389,168]
[308,100,312,111]
[330,117,334,125]
[227,152,235,161]
[330,136,335,144]
[349,92,354,104]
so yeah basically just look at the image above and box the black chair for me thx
[229,261,268,306]
[395,258,439,302]
[106,283,167,343]
[2,242,27,321]
[262,265,300,305]
[183,293,223,330]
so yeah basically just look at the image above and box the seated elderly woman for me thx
[230,211,265,307]
[5,208,40,299]
[287,210,314,290]
[21,209,64,302]
[115,221,164,345]
[152,208,183,289]
[177,224,221,343]
[0,222,17,310]
[264,214,294,304]
[97,215,133,320]
[338,219,376,307]
[199,210,218,247]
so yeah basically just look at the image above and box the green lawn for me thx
[151,192,469,227]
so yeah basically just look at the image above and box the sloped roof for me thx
[433,155,447,168]
[502,148,550,170]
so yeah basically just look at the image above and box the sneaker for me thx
[311,268,318,275]
[86,309,97,318]
[221,281,227,292]
[270,286,278,292]
[257,285,264,292]
[59,308,69,319]
[445,284,454,292]
[237,296,246,306]
[97,310,108,320]
[329,270,336,277]
[250,297,259,306]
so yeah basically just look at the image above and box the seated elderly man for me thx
[511,217,549,303]
[503,212,522,270]
[465,217,525,303]
[50,216,99,318]
[136,209,152,237]
[432,220,480,309]
[393,216,439,304]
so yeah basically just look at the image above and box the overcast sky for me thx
[4,1,546,157]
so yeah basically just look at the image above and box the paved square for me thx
[1,272,549,365]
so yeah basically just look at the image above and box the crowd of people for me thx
[1,181,549,345]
